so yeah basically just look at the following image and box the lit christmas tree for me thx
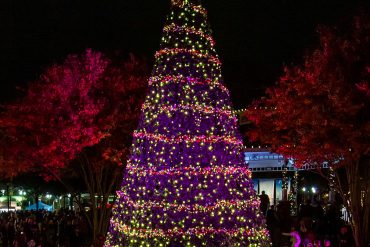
[105,0,270,246]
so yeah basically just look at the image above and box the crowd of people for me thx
[259,191,353,247]
[0,209,90,247]
[0,196,353,247]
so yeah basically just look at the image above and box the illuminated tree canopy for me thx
[245,15,370,247]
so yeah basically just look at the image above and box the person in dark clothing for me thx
[259,191,270,216]
[0,218,9,246]
[338,225,354,247]
[325,202,341,240]
[266,205,280,247]
[7,220,15,247]
[299,199,313,219]
[312,201,324,221]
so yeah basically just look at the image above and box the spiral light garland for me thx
[105,0,270,246]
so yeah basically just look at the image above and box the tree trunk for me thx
[92,194,98,244]
[344,160,369,247]
[79,154,121,246]
[362,162,370,245]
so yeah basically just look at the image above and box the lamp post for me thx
[6,183,10,212]
[311,187,316,194]
[6,183,14,211]
[302,186,307,201]
[46,194,52,206]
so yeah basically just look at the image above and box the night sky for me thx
[0,0,366,108]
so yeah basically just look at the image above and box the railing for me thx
[249,166,297,172]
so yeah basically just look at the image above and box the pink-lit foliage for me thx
[246,17,369,168]
[245,15,369,246]
[0,49,148,242]
[0,49,147,179]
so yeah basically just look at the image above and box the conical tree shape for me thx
[105,1,270,246]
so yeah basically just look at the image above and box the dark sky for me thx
[0,0,365,108]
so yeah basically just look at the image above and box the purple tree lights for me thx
[105,0,270,246]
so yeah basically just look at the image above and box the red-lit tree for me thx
[0,49,148,242]
[246,15,370,246]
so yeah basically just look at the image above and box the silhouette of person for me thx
[259,191,270,215]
